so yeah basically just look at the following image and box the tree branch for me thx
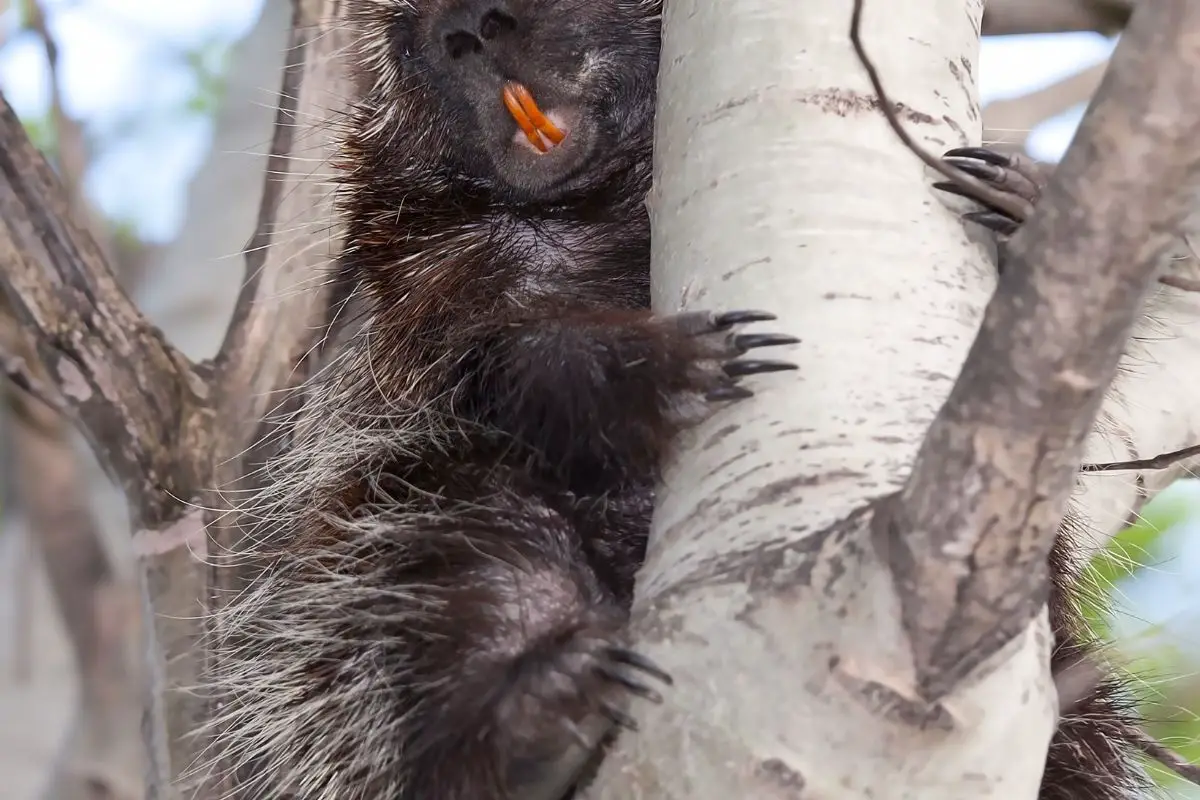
[874,0,1200,701]
[197,0,355,794]
[0,94,210,525]
[0,69,216,797]
[982,0,1132,36]
[213,0,351,432]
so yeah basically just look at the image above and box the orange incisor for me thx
[503,81,566,153]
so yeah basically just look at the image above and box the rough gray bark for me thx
[880,0,1200,699]
[0,0,347,795]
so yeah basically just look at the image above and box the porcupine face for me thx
[351,0,663,201]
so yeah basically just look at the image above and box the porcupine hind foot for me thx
[372,491,672,800]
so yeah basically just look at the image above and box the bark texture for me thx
[588,0,1200,797]
[881,0,1200,701]
[0,0,345,794]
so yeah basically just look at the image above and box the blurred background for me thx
[0,0,1196,797]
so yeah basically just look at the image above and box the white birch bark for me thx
[588,0,1057,796]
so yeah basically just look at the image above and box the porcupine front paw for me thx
[932,147,1048,244]
[497,620,672,799]
[451,308,798,486]
[657,308,799,403]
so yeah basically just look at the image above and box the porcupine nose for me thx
[437,1,519,62]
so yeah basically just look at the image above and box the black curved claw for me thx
[933,180,1024,224]
[943,146,1010,167]
[605,647,674,686]
[595,665,665,705]
[600,702,639,731]
[732,333,801,352]
[931,181,979,205]
[942,157,1001,182]
[713,310,777,329]
[722,359,798,378]
[931,181,982,203]
[706,384,755,402]
[963,210,1020,235]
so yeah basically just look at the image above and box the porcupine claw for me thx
[661,309,799,403]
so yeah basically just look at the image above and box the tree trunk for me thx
[587,0,1200,797]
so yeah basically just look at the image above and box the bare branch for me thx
[198,0,356,794]
[1082,443,1200,473]
[848,2,1029,221]
[982,0,1132,36]
[1159,273,1200,293]
[213,0,352,439]
[873,0,1200,700]
[0,93,210,525]
[1135,731,1200,787]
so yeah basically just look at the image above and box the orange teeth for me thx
[502,81,566,153]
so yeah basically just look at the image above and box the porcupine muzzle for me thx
[428,0,605,196]
[503,81,568,154]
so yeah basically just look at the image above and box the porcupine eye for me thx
[390,17,415,61]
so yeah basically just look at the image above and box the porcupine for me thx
[205,1,1148,798]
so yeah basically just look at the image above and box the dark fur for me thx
[208,3,1146,798]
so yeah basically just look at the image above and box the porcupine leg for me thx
[355,479,671,800]
[932,148,1145,800]
[452,308,799,487]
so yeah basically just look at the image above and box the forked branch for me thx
[864,0,1200,700]
[0,96,209,525]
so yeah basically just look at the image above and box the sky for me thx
[0,1,1195,646]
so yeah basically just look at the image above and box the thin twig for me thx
[1158,273,1200,293]
[1081,443,1200,473]
[849,0,1030,220]
[1135,729,1200,787]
